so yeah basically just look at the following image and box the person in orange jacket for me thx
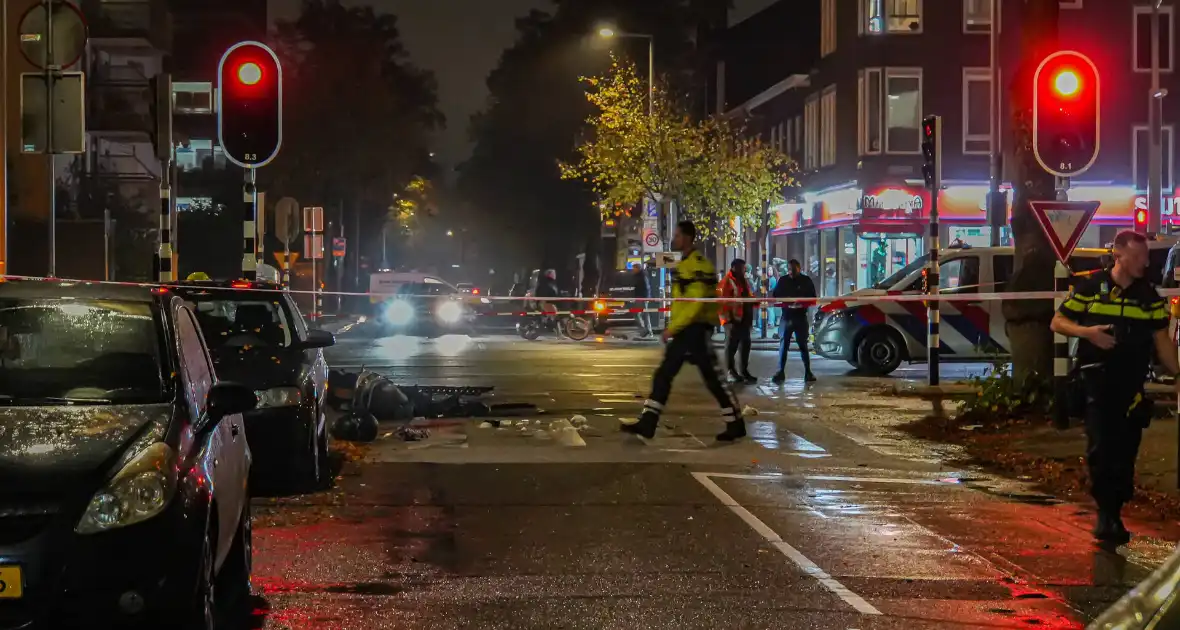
[719,259,756,383]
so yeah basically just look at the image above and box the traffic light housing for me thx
[217,41,282,168]
[921,115,941,191]
[1135,207,1149,234]
[1033,50,1099,178]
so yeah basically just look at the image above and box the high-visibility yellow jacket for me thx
[668,250,720,335]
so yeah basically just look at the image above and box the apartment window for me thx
[822,0,837,56]
[862,0,922,34]
[821,87,837,167]
[1133,125,1175,192]
[963,0,994,33]
[805,95,820,170]
[795,114,803,153]
[173,81,213,114]
[962,68,992,154]
[1134,5,1175,73]
[885,69,922,153]
[859,68,883,155]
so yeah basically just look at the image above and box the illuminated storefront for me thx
[770,180,1174,297]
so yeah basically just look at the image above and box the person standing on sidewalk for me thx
[622,220,746,442]
[1051,230,1180,545]
[772,259,817,384]
[632,262,653,338]
[768,265,781,338]
[720,259,757,383]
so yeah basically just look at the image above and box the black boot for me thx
[741,372,757,384]
[727,370,742,384]
[1093,508,1131,545]
[717,419,747,442]
[621,411,658,439]
[804,371,817,382]
[771,371,786,384]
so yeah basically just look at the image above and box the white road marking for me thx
[691,472,881,616]
[704,472,954,486]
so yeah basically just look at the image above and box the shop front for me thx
[769,182,1015,297]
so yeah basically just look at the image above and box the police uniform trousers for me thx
[1082,368,1146,512]
[648,323,739,413]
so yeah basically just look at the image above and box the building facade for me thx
[727,0,1180,297]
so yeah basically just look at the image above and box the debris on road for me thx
[394,426,430,441]
[741,405,759,417]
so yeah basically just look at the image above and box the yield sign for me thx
[1029,200,1100,264]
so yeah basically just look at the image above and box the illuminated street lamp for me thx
[597,25,654,119]
[446,230,454,237]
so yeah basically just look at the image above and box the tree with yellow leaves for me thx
[561,57,796,246]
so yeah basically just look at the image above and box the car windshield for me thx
[188,296,294,350]
[874,255,929,290]
[0,298,165,404]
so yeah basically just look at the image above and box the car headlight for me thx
[256,386,302,408]
[76,442,177,534]
[437,301,464,324]
[386,301,415,326]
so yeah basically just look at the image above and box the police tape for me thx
[5,274,1180,311]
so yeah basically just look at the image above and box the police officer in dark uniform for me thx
[1051,230,1180,544]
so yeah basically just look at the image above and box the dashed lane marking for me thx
[691,472,882,616]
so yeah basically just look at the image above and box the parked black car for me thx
[0,279,257,629]
[170,280,334,490]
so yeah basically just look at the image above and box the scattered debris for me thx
[478,421,495,429]
[395,426,430,441]
[570,414,588,425]
[742,405,759,417]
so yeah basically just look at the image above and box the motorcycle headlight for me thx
[256,386,302,408]
[76,442,177,534]
[386,300,415,326]
[593,301,605,312]
[437,301,464,324]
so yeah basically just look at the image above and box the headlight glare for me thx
[255,386,301,408]
[386,300,415,325]
[437,301,464,324]
[76,442,177,534]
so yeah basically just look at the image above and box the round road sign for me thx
[19,1,87,70]
[644,232,660,247]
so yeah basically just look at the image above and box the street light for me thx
[446,230,454,237]
[597,25,654,119]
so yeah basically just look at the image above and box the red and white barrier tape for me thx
[5,274,1179,307]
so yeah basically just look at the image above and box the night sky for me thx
[270,0,777,166]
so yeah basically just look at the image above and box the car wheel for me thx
[856,329,903,375]
[846,359,860,370]
[188,530,216,630]
[219,502,252,611]
[294,420,321,490]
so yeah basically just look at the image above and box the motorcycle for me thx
[517,297,591,341]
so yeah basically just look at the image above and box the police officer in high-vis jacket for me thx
[622,220,746,442]
[1052,230,1180,545]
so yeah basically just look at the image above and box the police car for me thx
[812,242,1172,375]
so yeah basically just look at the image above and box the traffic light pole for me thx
[1149,0,1166,235]
[987,0,1004,247]
[242,168,257,281]
[922,115,942,388]
[156,162,172,282]
[1053,176,1071,429]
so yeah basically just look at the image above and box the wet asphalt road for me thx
[242,326,1179,629]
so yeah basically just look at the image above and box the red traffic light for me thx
[1135,208,1149,232]
[1053,70,1080,97]
[1033,51,1100,178]
[218,41,282,168]
[237,62,263,86]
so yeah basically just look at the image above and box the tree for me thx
[265,0,443,276]
[1001,0,1061,383]
[562,59,794,246]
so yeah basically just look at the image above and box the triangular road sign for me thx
[273,252,287,267]
[1029,200,1100,264]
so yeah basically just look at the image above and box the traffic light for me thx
[1033,50,1100,178]
[921,115,941,191]
[1135,207,1149,234]
[217,41,282,168]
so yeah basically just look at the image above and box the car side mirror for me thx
[303,329,336,349]
[201,382,257,432]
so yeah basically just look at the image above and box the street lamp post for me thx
[1149,0,1167,235]
[599,26,665,322]
[598,28,654,122]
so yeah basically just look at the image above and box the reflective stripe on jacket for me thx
[668,250,720,335]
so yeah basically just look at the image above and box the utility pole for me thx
[0,0,8,276]
[987,0,1004,246]
[45,0,56,277]
[1149,0,1167,235]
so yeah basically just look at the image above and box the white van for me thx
[368,272,455,304]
